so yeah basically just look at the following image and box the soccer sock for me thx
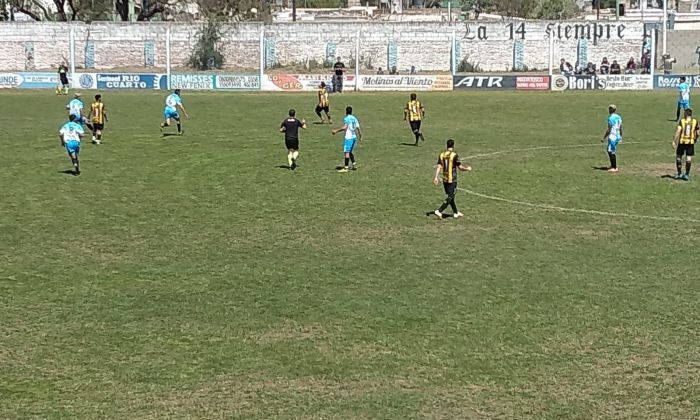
[450,201,458,214]
[414,132,420,143]
[292,151,299,160]
[676,106,681,121]
[316,110,322,119]
[344,157,350,168]
[419,133,425,141]
[287,152,293,166]
[349,153,355,164]
[438,201,449,212]
[608,152,617,169]
[677,158,683,175]
[686,161,692,175]
[177,123,182,132]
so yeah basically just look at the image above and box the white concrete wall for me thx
[0,20,646,72]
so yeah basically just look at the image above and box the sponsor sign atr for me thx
[453,75,516,89]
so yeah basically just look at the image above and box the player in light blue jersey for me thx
[66,93,93,130]
[331,106,363,172]
[160,89,189,135]
[59,114,85,175]
[602,104,623,172]
[676,76,691,122]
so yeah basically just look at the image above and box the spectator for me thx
[610,60,621,74]
[625,57,637,74]
[559,58,574,75]
[585,62,597,75]
[389,65,398,75]
[410,65,416,75]
[333,56,345,93]
[473,0,481,19]
[642,34,651,58]
[377,67,384,75]
[600,57,610,75]
[641,50,651,74]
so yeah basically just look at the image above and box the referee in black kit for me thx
[280,109,307,170]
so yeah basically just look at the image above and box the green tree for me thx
[188,18,225,70]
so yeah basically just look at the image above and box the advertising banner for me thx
[654,75,700,89]
[169,74,214,90]
[552,74,653,91]
[516,76,550,90]
[215,74,261,90]
[359,75,453,91]
[263,74,356,91]
[78,73,167,90]
[0,72,72,89]
[0,73,23,89]
[453,75,517,90]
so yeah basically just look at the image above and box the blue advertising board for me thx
[654,74,700,89]
[76,73,166,89]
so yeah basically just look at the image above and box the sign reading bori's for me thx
[464,21,634,42]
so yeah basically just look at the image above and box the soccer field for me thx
[2,90,699,418]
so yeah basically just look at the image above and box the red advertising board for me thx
[516,76,550,90]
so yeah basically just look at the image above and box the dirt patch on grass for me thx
[626,162,676,178]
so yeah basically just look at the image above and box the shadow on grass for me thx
[162,132,183,137]
[592,166,610,171]
[58,170,78,176]
[660,174,681,179]
[398,142,418,147]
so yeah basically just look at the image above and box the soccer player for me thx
[88,94,107,144]
[602,104,623,172]
[59,114,85,175]
[676,76,691,122]
[432,138,471,220]
[67,93,93,131]
[160,89,189,135]
[280,109,307,170]
[315,82,332,124]
[404,93,425,146]
[331,106,362,172]
[672,108,698,180]
[56,62,69,95]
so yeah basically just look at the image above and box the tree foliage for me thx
[188,18,225,70]
[4,0,270,21]
[476,0,579,19]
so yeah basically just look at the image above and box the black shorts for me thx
[443,182,456,196]
[92,123,104,131]
[285,138,299,150]
[409,120,422,132]
[315,105,330,114]
[60,74,69,86]
[677,143,695,157]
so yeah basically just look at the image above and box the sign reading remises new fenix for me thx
[464,22,629,41]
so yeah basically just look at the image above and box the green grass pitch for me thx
[1,90,699,418]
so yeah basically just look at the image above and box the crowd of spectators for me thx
[559,52,651,76]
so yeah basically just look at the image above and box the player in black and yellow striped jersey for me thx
[432,138,471,219]
[315,82,332,124]
[404,93,425,146]
[88,94,107,144]
[673,108,699,180]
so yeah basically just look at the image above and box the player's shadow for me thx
[660,174,679,179]
[58,170,78,176]
[668,118,679,122]
[398,142,418,147]
[592,166,610,171]
[275,165,291,170]
[161,133,182,137]
[312,122,328,125]
[425,211,457,219]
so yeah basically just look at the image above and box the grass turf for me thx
[1,90,699,419]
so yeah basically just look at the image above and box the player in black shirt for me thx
[333,57,345,93]
[279,109,307,170]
